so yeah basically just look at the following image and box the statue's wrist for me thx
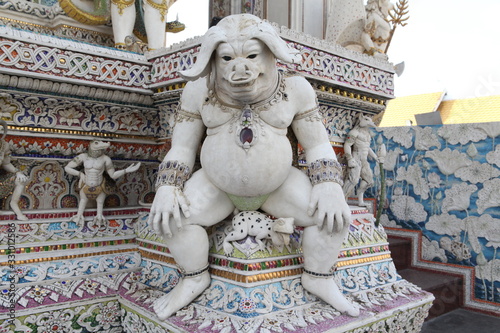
[306,159,343,186]
[155,160,191,191]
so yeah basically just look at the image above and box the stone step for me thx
[387,236,412,270]
[399,268,463,320]
[421,308,500,333]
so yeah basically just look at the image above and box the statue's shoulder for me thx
[283,75,317,109]
[180,78,209,112]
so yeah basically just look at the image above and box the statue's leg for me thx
[153,169,234,320]
[10,182,27,221]
[94,192,107,226]
[261,168,359,316]
[110,1,136,48]
[142,0,168,50]
[343,160,361,199]
[356,180,369,207]
[71,189,88,225]
[358,161,374,207]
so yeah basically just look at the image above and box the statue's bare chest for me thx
[84,157,105,170]
[200,101,295,130]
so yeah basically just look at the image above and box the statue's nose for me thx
[231,62,251,81]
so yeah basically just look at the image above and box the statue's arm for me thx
[1,151,17,174]
[290,77,350,233]
[149,80,206,236]
[105,156,141,179]
[290,77,336,162]
[343,131,357,166]
[162,80,206,168]
[64,154,84,177]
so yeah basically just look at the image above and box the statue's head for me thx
[0,120,7,141]
[88,140,110,158]
[356,114,376,128]
[180,14,301,104]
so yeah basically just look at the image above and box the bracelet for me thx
[177,264,210,277]
[307,158,344,186]
[111,0,135,15]
[155,160,191,190]
[303,266,337,278]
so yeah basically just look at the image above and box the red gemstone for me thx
[240,128,253,144]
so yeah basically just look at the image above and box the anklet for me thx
[177,264,210,277]
[303,267,337,278]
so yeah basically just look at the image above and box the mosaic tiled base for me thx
[132,207,434,332]
[1,207,433,332]
[122,289,433,333]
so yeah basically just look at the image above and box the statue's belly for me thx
[201,127,292,197]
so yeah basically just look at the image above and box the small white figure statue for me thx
[361,0,394,57]
[148,14,359,320]
[222,211,295,256]
[64,140,141,226]
[343,114,378,206]
[58,0,183,50]
[111,0,178,50]
[325,0,394,58]
[0,121,28,221]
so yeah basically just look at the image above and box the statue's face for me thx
[359,115,376,128]
[214,39,277,104]
[89,140,110,155]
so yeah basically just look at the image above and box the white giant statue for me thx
[65,140,141,226]
[148,14,359,320]
[343,114,378,206]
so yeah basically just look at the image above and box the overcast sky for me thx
[166,0,500,100]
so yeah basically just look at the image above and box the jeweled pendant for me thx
[240,127,253,144]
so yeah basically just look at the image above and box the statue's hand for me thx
[78,172,86,188]
[15,171,28,183]
[125,162,141,173]
[148,186,190,238]
[347,158,357,168]
[307,182,351,234]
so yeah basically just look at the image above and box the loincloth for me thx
[82,178,109,200]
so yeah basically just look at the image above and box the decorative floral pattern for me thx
[373,123,500,305]
[441,183,478,213]
[389,195,427,223]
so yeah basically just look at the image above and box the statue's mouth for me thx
[229,78,255,88]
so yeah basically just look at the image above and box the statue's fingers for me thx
[176,192,191,218]
[151,211,162,234]
[316,207,326,228]
[162,212,172,238]
[326,212,334,234]
[172,201,183,231]
[307,198,318,217]
[343,210,352,229]
[335,211,343,233]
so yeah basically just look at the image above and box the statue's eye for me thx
[222,56,232,61]
[247,54,257,59]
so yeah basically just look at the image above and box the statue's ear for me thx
[180,27,227,81]
[253,22,301,64]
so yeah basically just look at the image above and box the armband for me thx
[155,160,191,190]
[307,159,343,186]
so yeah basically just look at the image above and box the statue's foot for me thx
[222,242,234,256]
[93,215,107,227]
[70,214,85,225]
[16,213,28,221]
[357,200,368,207]
[302,273,360,317]
[153,271,211,321]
